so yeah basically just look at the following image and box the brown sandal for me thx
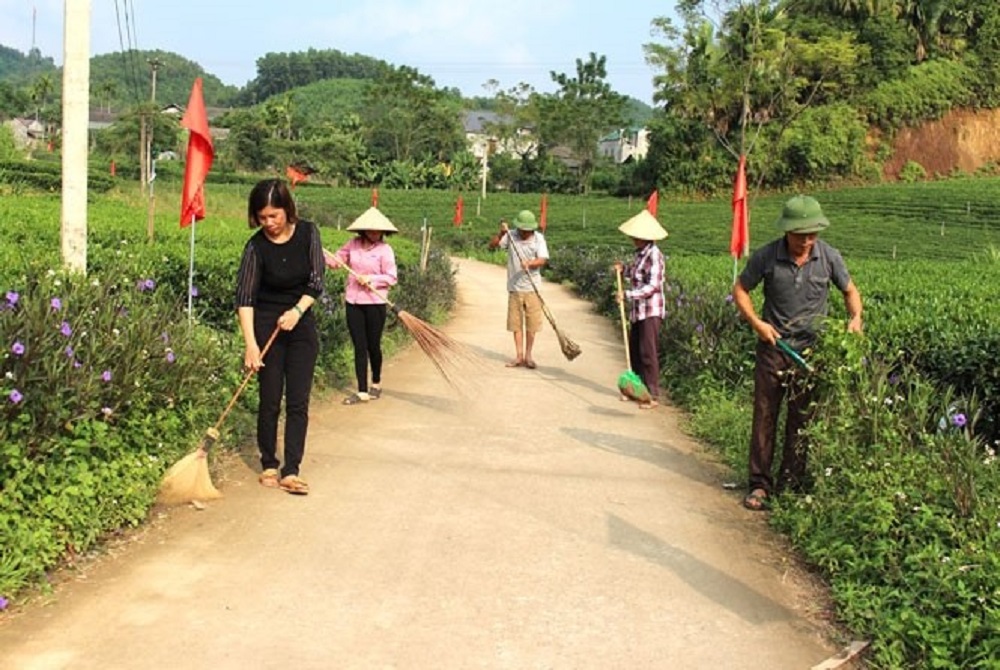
[258,468,280,488]
[743,489,769,511]
[279,475,310,495]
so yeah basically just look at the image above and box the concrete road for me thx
[0,258,839,670]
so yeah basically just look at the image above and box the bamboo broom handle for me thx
[211,324,281,433]
[615,267,632,370]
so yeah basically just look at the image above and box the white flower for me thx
[824,467,833,477]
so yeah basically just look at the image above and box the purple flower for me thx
[65,345,74,358]
[101,370,112,382]
[50,297,62,311]
[137,279,156,292]
[11,341,25,356]
[73,360,82,368]
[166,351,176,363]
[725,294,734,303]
[889,373,901,385]
[695,323,704,333]
[190,286,199,297]
[952,413,967,428]
[60,321,72,337]
[9,389,23,404]
[5,291,18,306]
[0,595,8,610]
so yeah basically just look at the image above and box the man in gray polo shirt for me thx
[732,195,863,511]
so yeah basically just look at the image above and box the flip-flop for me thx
[524,360,537,369]
[258,468,280,488]
[505,359,524,368]
[743,489,769,511]
[279,475,310,495]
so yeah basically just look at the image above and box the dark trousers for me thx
[748,340,814,495]
[346,303,387,393]
[254,311,318,478]
[628,316,662,400]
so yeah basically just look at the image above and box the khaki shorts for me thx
[507,291,543,333]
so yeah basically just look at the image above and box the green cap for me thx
[774,195,829,234]
[513,210,538,231]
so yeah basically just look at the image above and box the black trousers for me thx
[346,303,387,393]
[748,340,814,495]
[254,310,318,478]
[628,316,662,400]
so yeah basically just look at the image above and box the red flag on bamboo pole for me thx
[453,195,463,226]
[286,165,308,189]
[372,187,379,208]
[646,190,659,217]
[539,193,548,232]
[730,155,749,259]
[179,78,214,227]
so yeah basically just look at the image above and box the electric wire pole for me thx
[146,58,162,241]
[61,0,91,273]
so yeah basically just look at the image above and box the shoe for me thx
[343,392,370,405]
[258,468,280,488]
[369,386,382,399]
[742,489,769,511]
[279,475,309,495]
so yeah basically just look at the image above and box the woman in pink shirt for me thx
[324,207,399,404]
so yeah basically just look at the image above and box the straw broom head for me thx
[157,429,223,505]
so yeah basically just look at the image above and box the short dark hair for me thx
[247,179,298,228]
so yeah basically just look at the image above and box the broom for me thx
[157,325,281,505]
[615,266,652,403]
[323,249,479,389]
[503,230,582,361]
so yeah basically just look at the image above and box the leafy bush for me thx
[899,160,927,183]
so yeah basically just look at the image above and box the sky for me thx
[0,0,675,105]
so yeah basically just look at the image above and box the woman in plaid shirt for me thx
[615,210,668,409]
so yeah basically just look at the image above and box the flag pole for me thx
[187,215,196,324]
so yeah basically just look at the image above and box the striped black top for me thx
[234,220,325,311]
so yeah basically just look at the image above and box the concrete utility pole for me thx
[61,0,91,274]
[146,57,162,241]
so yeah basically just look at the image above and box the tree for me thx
[536,53,626,193]
[360,65,465,165]
[644,0,861,188]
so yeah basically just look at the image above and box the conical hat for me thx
[346,207,399,233]
[618,209,667,241]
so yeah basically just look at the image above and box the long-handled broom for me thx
[503,230,582,361]
[323,249,480,389]
[157,325,281,505]
[615,266,652,403]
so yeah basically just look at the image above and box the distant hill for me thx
[0,45,55,83]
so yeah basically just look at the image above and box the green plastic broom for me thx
[615,266,652,403]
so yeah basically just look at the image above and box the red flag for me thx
[453,196,464,226]
[110,160,116,177]
[179,78,214,227]
[286,165,308,189]
[730,155,749,259]
[539,193,548,232]
[372,187,379,208]
[646,190,659,217]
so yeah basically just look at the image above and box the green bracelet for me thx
[293,304,304,317]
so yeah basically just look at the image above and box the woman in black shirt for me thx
[235,179,325,495]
